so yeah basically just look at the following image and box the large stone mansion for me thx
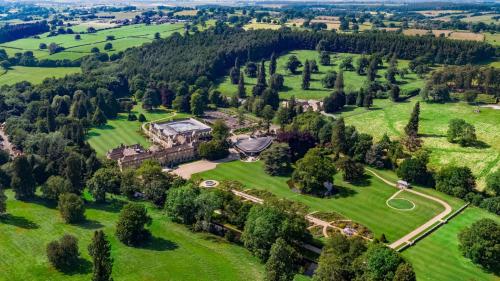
[107,118,212,170]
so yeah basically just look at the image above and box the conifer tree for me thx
[331,118,347,155]
[89,230,113,281]
[46,106,56,132]
[404,102,422,151]
[301,60,311,90]
[257,60,267,86]
[237,72,246,98]
[0,188,6,216]
[11,156,36,200]
[269,52,277,75]
[92,108,107,126]
[334,70,344,94]
[356,88,365,107]
[363,93,373,109]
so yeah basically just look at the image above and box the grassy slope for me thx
[217,50,426,100]
[403,207,500,281]
[0,23,184,60]
[341,98,500,189]
[196,160,445,243]
[0,66,80,86]
[87,104,190,156]
[0,191,264,281]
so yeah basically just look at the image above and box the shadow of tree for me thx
[87,198,126,213]
[60,258,92,276]
[0,214,39,229]
[349,174,371,187]
[138,236,178,251]
[331,185,357,198]
[77,219,104,230]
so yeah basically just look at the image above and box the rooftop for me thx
[234,136,273,154]
[152,118,211,136]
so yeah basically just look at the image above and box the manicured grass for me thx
[217,50,426,100]
[387,197,415,210]
[86,104,190,156]
[0,190,264,281]
[196,160,446,243]
[0,66,80,86]
[341,98,500,189]
[0,23,184,60]
[403,207,500,281]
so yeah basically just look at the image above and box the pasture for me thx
[217,50,426,100]
[0,190,264,281]
[341,98,500,189]
[196,160,448,243]
[87,104,190,156]
[0,66,80,86]
[0,23,184,61]
[403,207,500,281]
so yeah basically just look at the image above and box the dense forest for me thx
[118,24,496,84]
[0,21,49,43]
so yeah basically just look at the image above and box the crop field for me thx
[217,50,426,100]
[0,66,80,86]
[0,23,184,61]
[0,190,264,281]
[462,14,500,24]
[196,160,448,243]
[403,207,500,281]
[87,104,190,156]
[448,31,485,42]
[341,98,500,189]
[244,20,282,30]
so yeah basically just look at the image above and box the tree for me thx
[301,60,311,90]
[165,185,200,225]
[11,155,36,200]
[261,143,292,176]
[337,157,365,182]
[138,113,146,122]
[269,73,284,91]
[269,52,277,75]
[458,218,500,269]
[245,62,258,77]
[393,263,416,281]
[257,60,267,87]
[361,244,404,281]
[386,67,397,84]
[47,234,80,271]
[92,107,107,126]
[447,119,477,147]
[396,151,433,186]
[404,102,421,151]
[334,70,345,94]
[190,93,204,116]
[292,148,336,194]
[321,71,337,88]
[356,56,370,75]
[75,34,81,40]
[104,43,113,51]
[435,166,476,199]
[331,118,347,155]
[262,105,275,132]
[486,170,500,195]
[310,60,319,73]
[41,176,72,201]
[58,193,85,224]
[88,230,113,281]
[285,55,302,74]
[0,188,6,216]
[87,168,122,203]
[115,203,152,246]
[237,72,246,98]
[265,238,301,281]
[91,47,100,53]
[142,89,160,111]
[154,32,160,40]
[339,56,354,71]
[198,140,229,160]
[390,85,400,102]
[319,51,330,66]
[39,42,47,49]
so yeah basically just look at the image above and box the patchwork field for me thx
[87,104,190,156]
[403,207,500,281]
[0,190,264,281]
[341,98,500,189]
[0,66,80,86]
[0,23,184,61]
[244,20,282,30]
[196,160,448,243]
[217,50,426,100]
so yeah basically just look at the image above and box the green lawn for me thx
[196,160,447,243]
[217,50,426,100]
[0,66,80,86]
[87,104,190,156]
[341,98,500,189]
[403,207,500,281]
[0,190,264,281]
[0,23,184,61]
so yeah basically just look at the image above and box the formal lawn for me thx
[216,50,426,100]
[0,66,80,86]
[196,160,448,243]
[0,190,264,281]
[0,23,184,60]
[86,104,190,156]
[403,207,500,281]
[341,98,500,189]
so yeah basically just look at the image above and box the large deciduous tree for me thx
[292,148,336,194]
[265,238,301,281]
[115,203,152,246]
[261,143,292,176]
[458,218,500,270]
[11,155,36,200]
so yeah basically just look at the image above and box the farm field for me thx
[87,104,190,156]
[341,98,500,189]
[217,50,426,100]
[196,160,448,243]
[403,207,500,281]
[244,20,282,30]
[0,66,80,86]
[0,190,264,281]
[0,23,184,60]
[462,14,500,24]
[485,33,500,46]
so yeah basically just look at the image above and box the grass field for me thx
[87,104,190,156]
[0,66,80,86]
[0,190,264,281]
[403,207,500,281]
[341,98,500,189]
[196,160,447,243]
[485,33,500,46]
[0,23,184,61]
[217,50,426,100]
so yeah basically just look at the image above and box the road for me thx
[365,168,453,249]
